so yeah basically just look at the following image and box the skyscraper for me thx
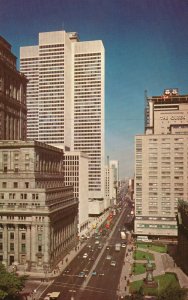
[135,89,188,237]
[20,30,105,206]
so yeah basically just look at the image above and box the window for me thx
[3,165,7,172]
[10,233,14,240]
[38,234,42,241]
[0,233,2,239]
[0,243,2,251]
[0,255,3,261]
[21,233,26,240]
[2,182,7,188]
[25,182,29,189]
[21,244,26,252]
[21,194,27,200]
[14,182,18,188]
[38,245,42,252]
[14,165,19,172]
[10,243,14,251]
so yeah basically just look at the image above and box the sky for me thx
[1,0,188,178]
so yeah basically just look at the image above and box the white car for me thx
[83,253,88,258]
[110,260,116,267]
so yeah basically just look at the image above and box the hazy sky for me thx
[1,0,188,178]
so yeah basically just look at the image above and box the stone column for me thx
[3,225,8,266]
[6,115,9,139]
[31,224,36,265]
[14,225,19,262]
[43,221,49,264]
[26,225,31,262]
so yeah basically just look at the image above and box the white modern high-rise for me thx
[135,89,188,237]
[105,159,119,207]
[20,30,105,205]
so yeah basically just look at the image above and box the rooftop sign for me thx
[164,88,179,96]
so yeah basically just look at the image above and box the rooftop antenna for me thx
[144,89,148,132]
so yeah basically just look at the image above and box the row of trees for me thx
[0,263,27,299]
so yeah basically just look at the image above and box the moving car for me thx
[78,271,86,278]
[92,271,97,276]
[110,260,116,267]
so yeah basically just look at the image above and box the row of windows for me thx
[0,232,26,239]
[1,182,29,189]
[40,44,64,49]
[0,193,39,200]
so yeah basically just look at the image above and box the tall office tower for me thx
[135,89,188,237]
[0,36,27,140]
[105,159,119,208]
[20,31,75,147]
[73,40,105,206]
[20,30,105,208]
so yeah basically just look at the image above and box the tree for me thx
[0,263,27,299]
[158,282,188,300]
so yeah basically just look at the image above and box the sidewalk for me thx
[118,243,134,298]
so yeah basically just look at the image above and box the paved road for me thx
[39,204,132,300]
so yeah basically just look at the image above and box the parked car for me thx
[83,253,88,258]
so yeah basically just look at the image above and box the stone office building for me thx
[0,36,27,140]
[0,140,78,272]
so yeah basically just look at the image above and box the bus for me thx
[137,236,150,242]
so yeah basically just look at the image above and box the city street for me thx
[38,204,133,300]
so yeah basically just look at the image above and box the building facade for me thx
[64,151,89,236]
[0,140,78,272]
[20,30,105,206]
[105,159,119,208]
[135,90,188,237]
[0,36,27,140]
